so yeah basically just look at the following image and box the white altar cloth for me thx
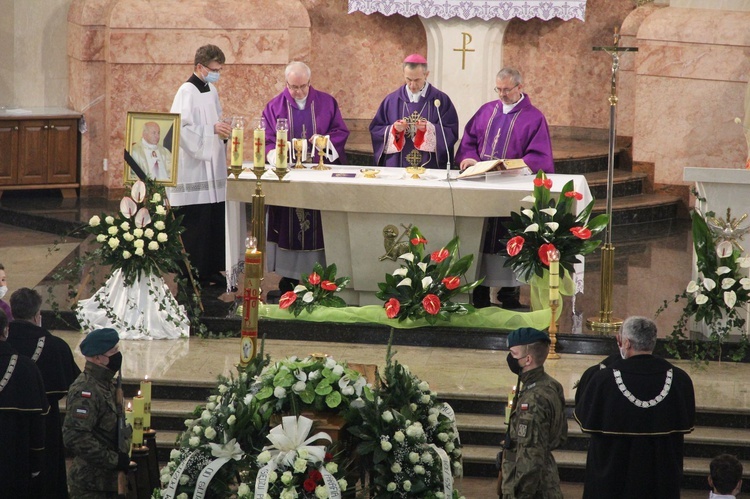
[227,165,591,305]
[347,0,587,21]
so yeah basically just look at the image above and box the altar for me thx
[227,166,591,305]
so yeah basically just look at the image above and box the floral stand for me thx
[76,268,189,340]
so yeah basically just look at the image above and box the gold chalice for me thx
[360,168,380,178]
[292,138,305,169]
[405,166,426,179]
[313,135,331,170]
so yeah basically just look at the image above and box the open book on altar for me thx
[457,158,531,179]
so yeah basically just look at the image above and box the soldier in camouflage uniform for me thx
[499,327,567,498]
[63,328,132,498]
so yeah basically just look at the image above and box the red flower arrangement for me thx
[278,262,350,317]
[376,226,482,324]
[502,170,608,281]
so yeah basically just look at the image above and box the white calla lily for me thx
[703,278,716,291]
[716,241,734,258]
[302,292,314,303]
[738,257,750,268]
[399,253,414,262]
[130,180,147,203]
[545,222,559,232]
[695,294,708,305]
[421,276,433,288]
[293,285,308,293]
[686,281,699,293]
[716,266,731,276]
[397,278,412,287]
[417,262,428,272]
[741,278,750,290]
[392,268,408,277]
[524,223,539,233]
[722,278,736,290]
[521,195,536,203]
[540,208,557,217]
[522,209,535,219]
[725,290,737,309]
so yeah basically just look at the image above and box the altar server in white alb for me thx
[169,44,234,287]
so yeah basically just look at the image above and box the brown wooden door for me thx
[18,120,48,184]
[47,119,78,184]
[0,121,19,185]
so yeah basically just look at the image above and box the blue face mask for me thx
[205,71,220,84]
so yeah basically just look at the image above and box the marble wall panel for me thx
[67,0,115,26]
[503,0,637,130]
[636,44,750,81]
[633,77,747,186]
[68,23,107,62]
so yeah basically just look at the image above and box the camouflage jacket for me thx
[63,361,130,494]
[501,366,567,498]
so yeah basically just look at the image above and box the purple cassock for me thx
[370,84,458,169]
[262,86,349,276]
[456,94,554,254]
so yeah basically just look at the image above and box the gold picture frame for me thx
[124,111,180,186]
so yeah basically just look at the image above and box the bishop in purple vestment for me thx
[370,54,458,170]
[262,62,349,288]
[456,67,553,307]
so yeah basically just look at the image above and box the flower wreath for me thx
[278,263,351,317]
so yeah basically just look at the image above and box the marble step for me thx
[583,169,648,199]
[592,193,682,225]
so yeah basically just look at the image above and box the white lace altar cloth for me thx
[347,0,587,21]
[76,269,190,340]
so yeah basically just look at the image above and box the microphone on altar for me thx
[434,99,452,181]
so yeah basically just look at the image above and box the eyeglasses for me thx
[287,82,310,92]
[201,64,222,73]
[494,84,520,95]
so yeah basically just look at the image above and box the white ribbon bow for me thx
[263,415,331,467]
[208,437,244,461]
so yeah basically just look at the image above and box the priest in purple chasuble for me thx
[263,61,350,292]
[370,54,458,170]
[455,67,554,308]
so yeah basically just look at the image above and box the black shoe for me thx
[472,285,492,308]
[498,287,523,310]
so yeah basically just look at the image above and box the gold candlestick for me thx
[547,249,561,359]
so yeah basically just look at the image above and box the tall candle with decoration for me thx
[230,116,245,168]
[253,116,265,168]
[548,249,560,302]
[140,376,152,430]
[275,118,288,170]
[132,391,144,447]
[125,402,134,456]
[240,236,262,366]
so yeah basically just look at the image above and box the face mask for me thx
[106,352,123,373]
[205,71,220,83]
[0,286,7,300]
[506,352,525,375]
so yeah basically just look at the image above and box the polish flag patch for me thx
[81,391,92,398]
[520,403,529,411]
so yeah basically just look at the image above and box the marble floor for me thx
[0,217,735,498]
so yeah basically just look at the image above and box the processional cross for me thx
[587,27,637,333]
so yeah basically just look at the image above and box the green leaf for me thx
[325,390,342,408]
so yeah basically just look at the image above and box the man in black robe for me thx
[8,287,81,499]
[0,308,49,497]
[574,316,695,499]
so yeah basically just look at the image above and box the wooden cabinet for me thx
[0,109,81,196]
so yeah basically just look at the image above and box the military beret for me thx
[507,327,550,348]
[80,328,120,356]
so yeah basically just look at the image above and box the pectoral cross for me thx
[402,110,422,139]
[406,149,422,167]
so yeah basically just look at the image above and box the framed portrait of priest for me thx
[124,111,180,187]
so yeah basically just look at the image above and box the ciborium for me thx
[313,135,331,170]
[405,166,426,179]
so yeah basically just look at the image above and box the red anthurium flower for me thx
[538,243,557,266]
[279,291,297,309]
[309,469,323,482]
[570,226,592,239]
[321,280,337,291]
[304,478,317,492]
[385,298,401,319]
[410,236,428,245]
[308,272,321,285]
[533,176,553,189]
[431,248,450,263]
[422,294,441,315]
[564,190,584,200]
[507,236,525,257]
[442,276,460,290]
